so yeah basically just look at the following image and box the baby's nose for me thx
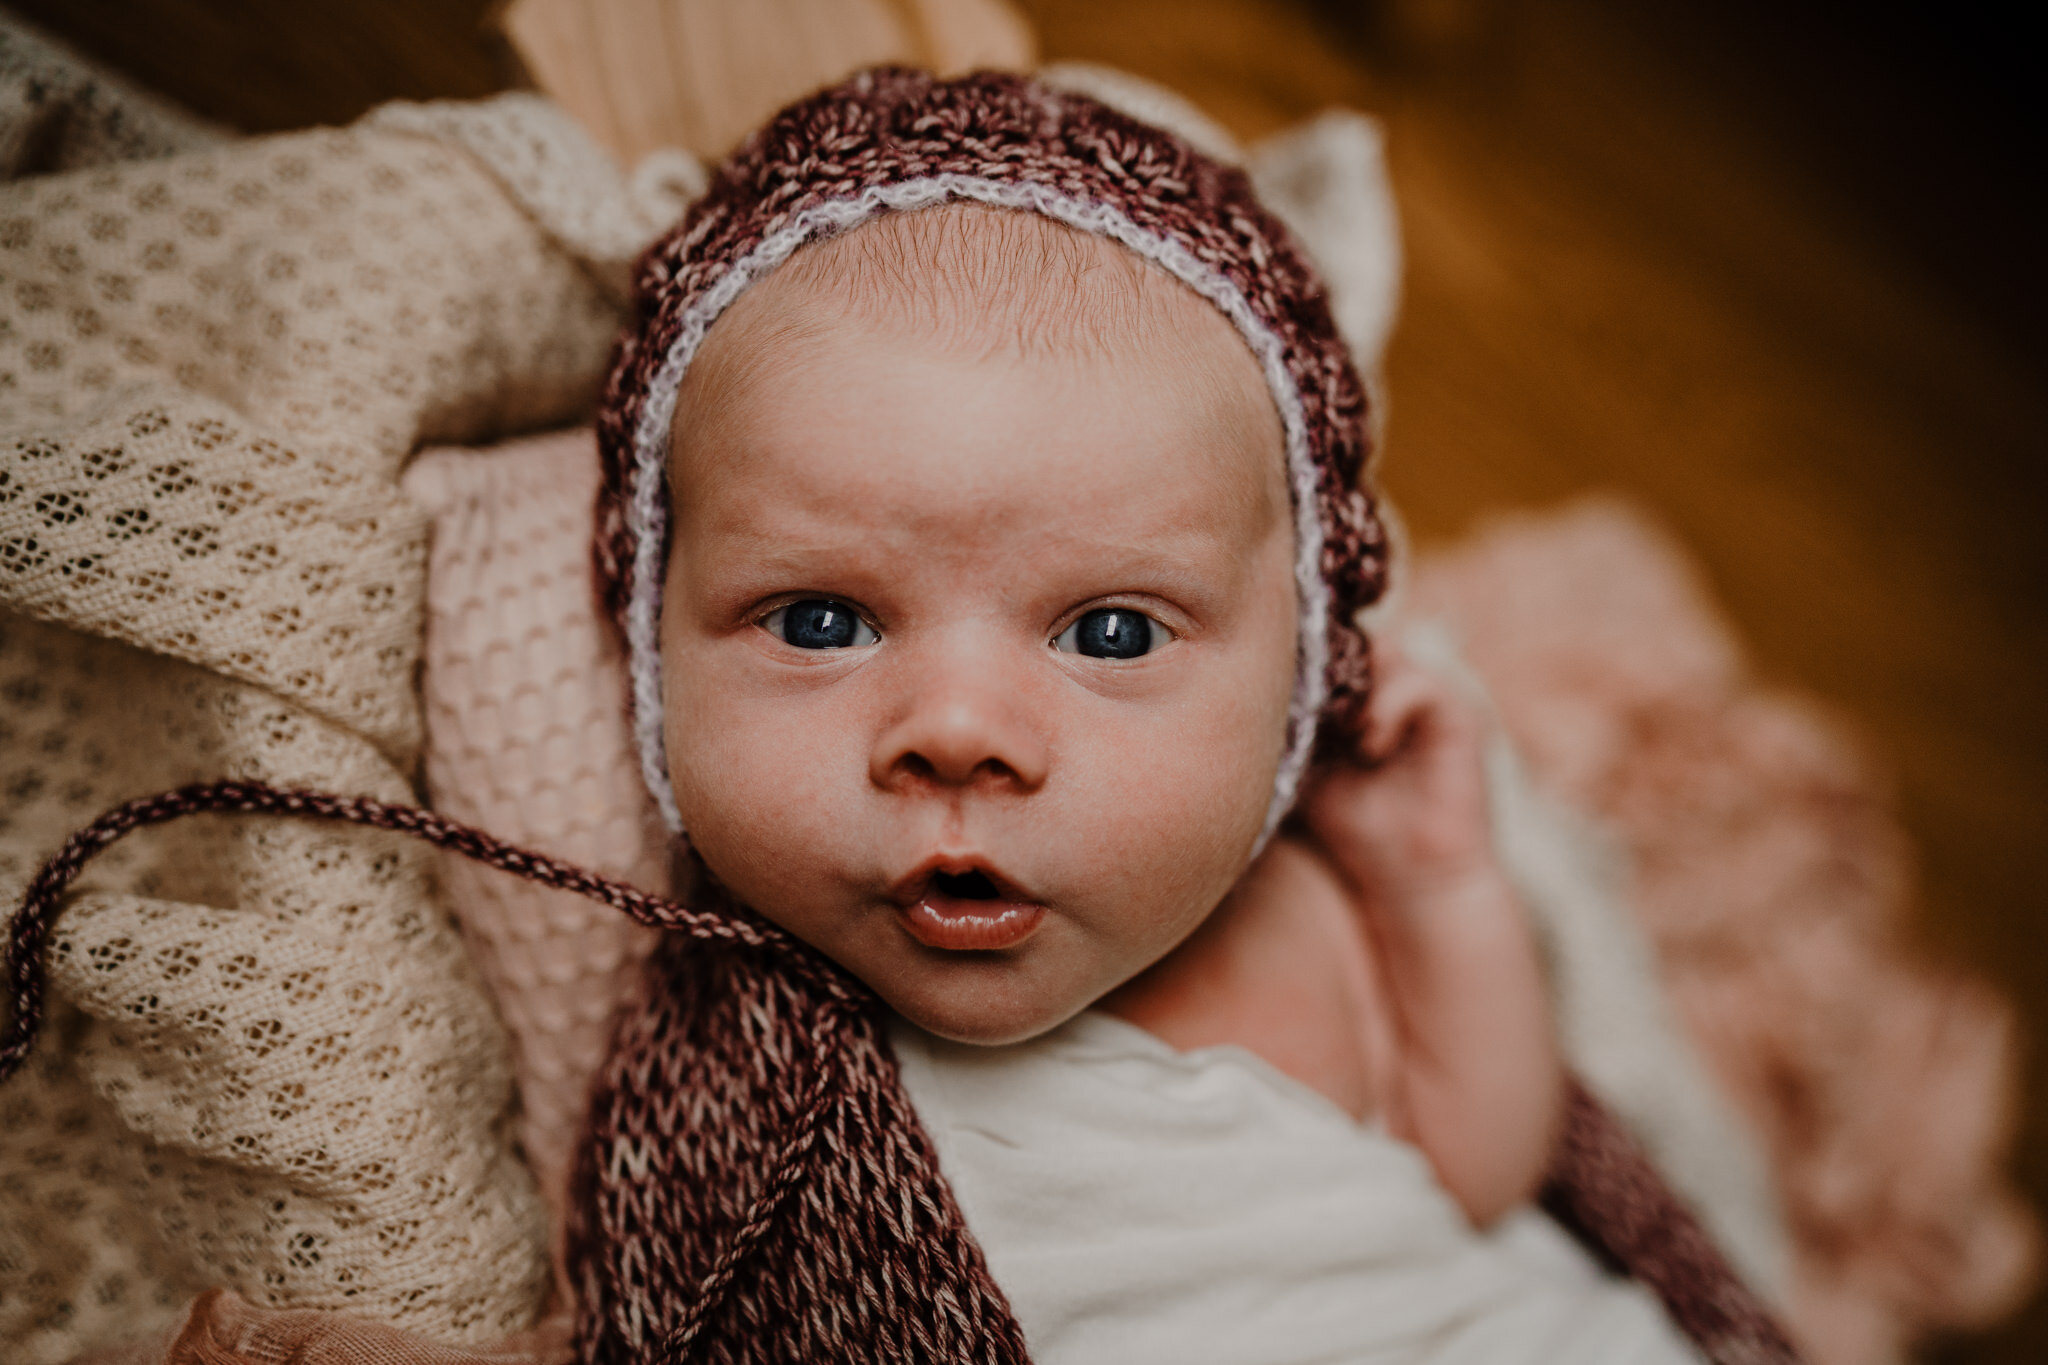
[869,655,1050,795]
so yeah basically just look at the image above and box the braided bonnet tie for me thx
[3,780,1801,1363]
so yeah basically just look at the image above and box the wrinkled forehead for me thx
[673,205,1289,509]
[723,203,1216,358]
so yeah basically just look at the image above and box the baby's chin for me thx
[874,968,1100,1048]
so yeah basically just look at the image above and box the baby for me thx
[661,200,1556,1226]
[562,68,1729,1365]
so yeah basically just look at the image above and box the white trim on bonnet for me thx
[625,174,1331,854]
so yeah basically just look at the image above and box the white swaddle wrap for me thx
[894,1011,1705,1365]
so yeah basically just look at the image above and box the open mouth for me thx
[893,859,1045,952]
[932,868,1001,900]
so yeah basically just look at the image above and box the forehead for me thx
[728,203,1211,362]
[672,205,1288,532]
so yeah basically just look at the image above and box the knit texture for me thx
[569,68,1795,1365]
[0,12,225,179]
[406,433,665,1238]
[1541,1077,1800,1362]
[362,95,705,304]
[80,1287,574,1365]
[0,61,1812,1365]
[0,95,649,1361]
[4,782,1033,1365]
[8,777,1801,1365]
[571,922,1032,1364]
[592,67,1390,844]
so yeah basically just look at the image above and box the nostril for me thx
[895,753,939,784]
[883,750,1029,792]
[933,869,1000,900]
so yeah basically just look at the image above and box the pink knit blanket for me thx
[1412,498,2036,1360]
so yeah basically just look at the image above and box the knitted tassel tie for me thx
[3,781,1799,1365]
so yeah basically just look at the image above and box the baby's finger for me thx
[1359,650,1441,765]
[1367,657,1489,774]
[1303,663,1497,884]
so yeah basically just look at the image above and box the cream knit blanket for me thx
[0,79,695,1362]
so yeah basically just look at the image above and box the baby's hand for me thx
[1302,642,1497,903]
[1110,643,1561,1227]
[1299,643,1562,1227]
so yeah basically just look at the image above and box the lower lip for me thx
[899,897,1046,951]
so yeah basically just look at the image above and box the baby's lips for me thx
[885,852,1035,909]
[899,898,1045,952]
[887,851,1048,951]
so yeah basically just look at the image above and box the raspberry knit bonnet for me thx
[594,65,1390,849]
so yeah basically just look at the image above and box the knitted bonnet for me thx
[593,65,1390,846]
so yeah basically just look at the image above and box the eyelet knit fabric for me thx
[0,59,1808,1365]
[0,89,657,1362]
[592,66,1390,847]
[0,12,225,179]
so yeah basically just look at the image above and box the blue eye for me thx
[764,599,879,650]
[1054,608,1166,659]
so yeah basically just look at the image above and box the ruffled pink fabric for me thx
[1410,497,2037,1363]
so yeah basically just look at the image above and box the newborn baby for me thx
[665,198,1555,1218]
[576,68,1725,1364]
[646,199,1692,1363]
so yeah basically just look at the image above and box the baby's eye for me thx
[763,599,879,650]
[1053,608,1167,660]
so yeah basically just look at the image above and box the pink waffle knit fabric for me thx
[403,431,664,1256]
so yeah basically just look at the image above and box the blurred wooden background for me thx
[9,0,2042,1358]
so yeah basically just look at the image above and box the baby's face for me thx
[660,213,1298,1044]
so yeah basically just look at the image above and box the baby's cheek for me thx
[1066,696,1281,954]
[664,691,858,909]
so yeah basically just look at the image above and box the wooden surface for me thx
[13,0,2045,1358]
